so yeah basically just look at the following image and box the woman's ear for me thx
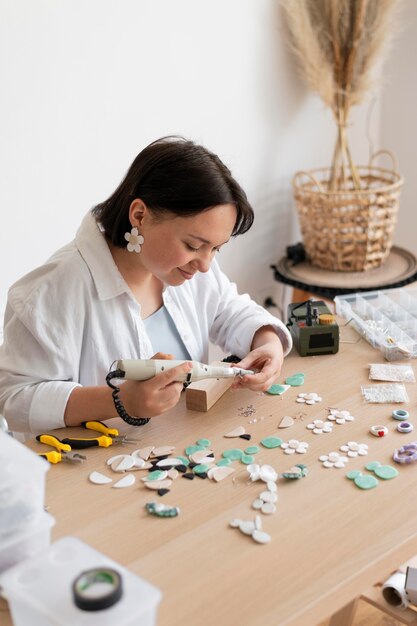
[128,198,147,228]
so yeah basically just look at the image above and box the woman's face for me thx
[134,203,237,285]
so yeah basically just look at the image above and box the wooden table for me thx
[4,324,417,626]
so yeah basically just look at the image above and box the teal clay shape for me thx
[260,436,283,449]
[244,445,260,455]
[241,454,255,465]
[266,384,290,395]
[193,464,210,474]
[285,373,305,387]
[282,464,308,479]
[176,456,190,467]
[365,461,399,480]
[346,470,378,490]
[147,470,167,481]
[197,438,211,448]
[222,448,244,461]
[185,444,205,456]
[145,502,179,518]
[216,458,232,467]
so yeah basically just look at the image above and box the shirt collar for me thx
[75,212,131,301]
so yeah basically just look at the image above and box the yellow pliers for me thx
[36,434,86,464]
[60,420,139,450]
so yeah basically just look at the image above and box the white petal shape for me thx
[211,466,235,482]
[224,426,246,437]
[131,227,139,236]
[151,446,176,457]
[252,529,271,544]
[89,471,112,485]
[259,465,278,482]
[124,232,131,242]
[239,521,256,535]
[132,446,154,461]
[144,479,172,490]
[252,499,264,510]
[111,455,135,472]
[113,474,135,488]
[106,454,125,466]
[127,242,135,252]
[278,416,294,428]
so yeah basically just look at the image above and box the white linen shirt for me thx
[0,212,292,435]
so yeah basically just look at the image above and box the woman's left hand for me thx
[231,326,284,392]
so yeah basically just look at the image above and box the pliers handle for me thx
[36,434,72,452]
[37,450,86,464]
[80,420,138,445]
[61,434,114,449]
[81,420,119,437]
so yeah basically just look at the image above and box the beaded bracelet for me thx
[105,368,150,427]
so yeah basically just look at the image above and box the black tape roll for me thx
[72,567,123,611]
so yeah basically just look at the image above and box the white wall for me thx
[1,0,401,329]
[380,0,417,256]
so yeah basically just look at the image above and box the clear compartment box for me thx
[334,288,417,361]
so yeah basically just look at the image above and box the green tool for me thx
[286,300,339,356]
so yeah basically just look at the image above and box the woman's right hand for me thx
[119,361,192,418]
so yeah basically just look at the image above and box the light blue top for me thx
[143,305,191,360]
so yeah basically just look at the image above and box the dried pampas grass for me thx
[281,0,400,189]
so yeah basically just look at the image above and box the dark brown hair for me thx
[92,136,254,247]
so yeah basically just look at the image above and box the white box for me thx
[0,431,49,539]
[0,536,163,626]
[0,511,55,575]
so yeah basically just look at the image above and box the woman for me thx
[0,137,291,435]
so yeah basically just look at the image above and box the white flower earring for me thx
[124,226,144,253]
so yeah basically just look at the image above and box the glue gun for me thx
[115,359,254,383]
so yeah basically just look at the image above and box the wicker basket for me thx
[292,151,404,272]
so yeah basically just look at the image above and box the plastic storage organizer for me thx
[334,288,417,361]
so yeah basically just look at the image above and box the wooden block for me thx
[185,361,234,412]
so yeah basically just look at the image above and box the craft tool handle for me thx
[36,434,71,452]
[61,435,113,449]
[116,359,253,382]
[38,451,62,464]
[81,420,119,437]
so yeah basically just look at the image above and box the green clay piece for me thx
[197,438,211,448]
[365,461,399,480]
[373,465,399,480]
[216,458,232,467]
[260,436,283,449]
[185,444,205,456]
[222,449,244,461]
[147,470,167,481]
[282,464,308,480]
[244,445,260,455]
[193,464,210,474]
[266,384,289,395]
[365,461,381,471]
[346,470,362,480]
[240,454,255,465]
[145,502,179,518]
[176,456,190,467]
[285,373,305,386]
[353,474,378,490]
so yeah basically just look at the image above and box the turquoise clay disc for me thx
[216,458,232,467]
[354,475,378,490]
[260,436,282,449]
[222,449,244,461]
[240,454,255,465]
[197,438,211,448]
[346,470,362,480]
[373,465,399,480]
[244,446,260,455]
[266,384,288,395]
[285,373,305,386]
